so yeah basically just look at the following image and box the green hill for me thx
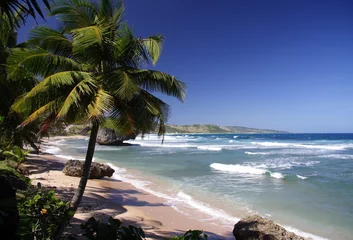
[165,124,288,134]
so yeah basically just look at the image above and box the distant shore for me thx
[26,141,234,239]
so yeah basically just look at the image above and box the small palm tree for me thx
[2,145,30,169]
[8,0,186,236]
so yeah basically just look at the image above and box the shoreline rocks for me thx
[97,128,136,146]
[63,160,115,179]
[233,215,305,240]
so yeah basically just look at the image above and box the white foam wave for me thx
[233,136,238,138]
[251,141,352,150]
[318,154,353,160]
[245,151,271,155]
[283,225,329,240]
[108,164,239,224]
[229,140,234,143]
[124,141,196,148]
[172,191,240,223]
[297,175,308,180]
[43,146,61,154]
[210,163,285,179]
[197,146,223,151]
[211,163,266,174]
[269,172,285,179]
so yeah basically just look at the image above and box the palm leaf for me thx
[20,100,57,127]
[28,27,73,56]
[56,77,96,119]
[7,47,83,79]
[86,88,113,121]
[143,35,164,65]
[128,69,186,101]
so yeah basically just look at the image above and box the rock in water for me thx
[233,215,305,240]
[97,128,117,143]
[97,128,136,146]
[63,160,115,179]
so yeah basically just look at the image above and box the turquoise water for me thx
[47,134,353,240]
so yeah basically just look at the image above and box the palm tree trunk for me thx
[54,122,99,239]
[70,122,99,211]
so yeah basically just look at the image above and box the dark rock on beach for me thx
[63,160,115,179]
[97,128,136,146]
[233,215,305,240]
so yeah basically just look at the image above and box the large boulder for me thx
[97,128,136,146]
[63,160,115,179]
[97,128,117,143]
[233,215,305,240]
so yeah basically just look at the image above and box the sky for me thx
[17,0,353,133]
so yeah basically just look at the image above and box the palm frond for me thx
[127,69,186,102]
[101,69,140,101]
[143,35,164,65]
[86,88,113,121]
[20,100,57,127]
[28,27,73,56]
[50,0,99,31]
[7,47,84,79]
[56,77,96,119]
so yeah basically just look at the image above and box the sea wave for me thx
[296,175,308,180]
[210,163,284,179]
[245,151,271,155]
[197,146,223,151]
[250,141,353,150]
[108,164,239,224]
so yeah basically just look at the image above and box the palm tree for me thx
[7,0,186,236]
[0,0,51,26]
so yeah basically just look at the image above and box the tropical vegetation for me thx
[1,0,186,238]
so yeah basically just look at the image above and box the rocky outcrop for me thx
[63,160,115,179]
[233,215,305,240]
[97,128,136,146]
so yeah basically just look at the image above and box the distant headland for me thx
[164,124,288,134]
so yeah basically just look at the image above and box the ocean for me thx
[45,133,353,240]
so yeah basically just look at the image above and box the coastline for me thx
[33,136,334,240]
[25,151,234,239]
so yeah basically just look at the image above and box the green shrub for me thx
[2,146,30,170]
[81,216,145,240]
[169,230,208,240]
[18,183,73,240]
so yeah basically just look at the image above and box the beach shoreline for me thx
[25,144,234,239]
[31,135,338,240]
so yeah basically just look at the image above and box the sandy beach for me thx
[25,141,234,239]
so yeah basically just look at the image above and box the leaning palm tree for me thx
[8,0,186,236]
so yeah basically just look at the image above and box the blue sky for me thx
[18,0,353,132]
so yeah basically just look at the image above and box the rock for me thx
[233,215,305,240]
[97,128,117,143]
[62,160,115,179]
[97,128,136,146]
[80,126,91,135]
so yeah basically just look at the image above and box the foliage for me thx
[169,230,208,240]
[7,0,186,237]
[0,160,30,190]
[0,0,51,27]
[2,145,30,169]
[81,216,145,240]
[18,183,73,239]
[8,0,186,138]
[0,10,40,151]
